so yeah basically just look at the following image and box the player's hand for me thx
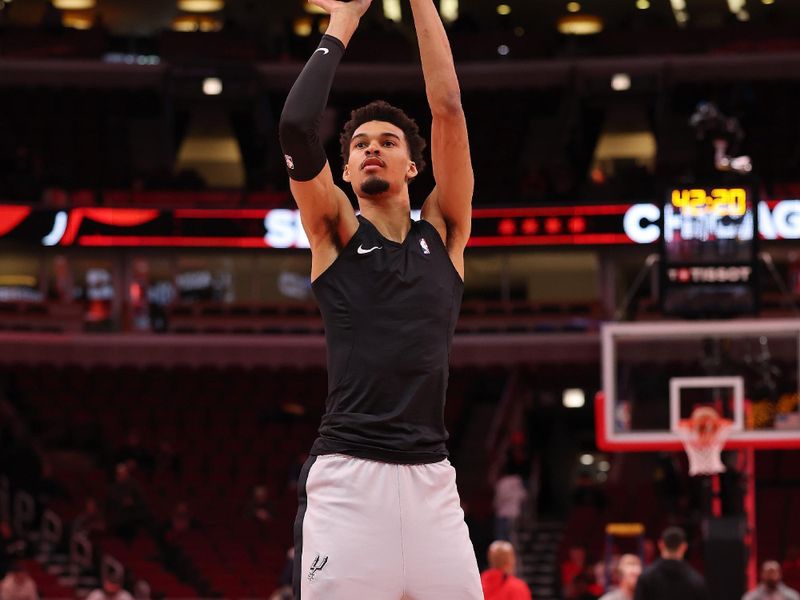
[309,0,373,19]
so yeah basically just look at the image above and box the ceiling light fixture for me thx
[567,1,581,12]
[383,0,402,22]
[172,14,222,32]
[440,0,459,22]
[563,389,586,408]
[61,10,93,29]
[669,0,689,26]
[611,73,631,91]
[52,0,95,9]
[496,4,511,15]
[557,14,603,35]
[172,16,196,32]
[202,77,223,96]
[636,0,650,9]
[727,0,746,12]
[177,0,224,13]
[293,16,313,37]
[197,15,222,31]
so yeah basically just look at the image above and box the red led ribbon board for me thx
[0,199,797,249]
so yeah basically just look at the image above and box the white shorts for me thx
[293,454,482,600]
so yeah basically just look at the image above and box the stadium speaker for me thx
[702,517,747,599]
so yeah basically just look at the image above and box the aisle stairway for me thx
[516,521,564,600]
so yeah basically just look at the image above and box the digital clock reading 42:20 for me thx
[670,187,748,217]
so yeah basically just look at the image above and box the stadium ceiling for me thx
[249,0,799,29]
[4,0,800,37]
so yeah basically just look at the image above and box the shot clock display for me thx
[660,183,759,316]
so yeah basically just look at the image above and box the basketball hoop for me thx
[676,406,734,476]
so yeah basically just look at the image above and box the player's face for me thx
[343,121,417,198]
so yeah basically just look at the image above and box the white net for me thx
[676,409,734,476]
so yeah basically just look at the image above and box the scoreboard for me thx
[660,183,759,316]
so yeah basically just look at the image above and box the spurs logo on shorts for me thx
[307,553,328,582]
[284,154,295,170]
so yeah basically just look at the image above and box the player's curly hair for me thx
[340,100,427,177]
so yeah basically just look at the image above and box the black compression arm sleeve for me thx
[279,35,346,182]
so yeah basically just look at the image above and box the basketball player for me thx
[278,0,479,598]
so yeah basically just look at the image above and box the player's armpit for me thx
[422,188,466,280]
[290,170,357,248]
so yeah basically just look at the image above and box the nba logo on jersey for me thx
[284,154,295,170]
[419,237,431,255]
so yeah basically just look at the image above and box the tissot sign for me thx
[0,200,798,249]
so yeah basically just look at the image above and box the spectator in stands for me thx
[0,562,39,600]
[268,587,292,600]
[132,580,151,600]
[164,501,195,542]
[105,463,148,542]
[599,554,642,600]
[494,472,527,542]
[269,547,295,600]
[115,430,154,476]
[571,571,600,600]
[743,561,800,600]
[0,521,13,578]
[72,497,106,537]
[86,572,133,600]
[590,561,608,596]
[244,485,274,523]
[0,521,24,579]
[562,546,588,591]
[480,540,532,600]
[634,526,709,600]
[642,538,657,565]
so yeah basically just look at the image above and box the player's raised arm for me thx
[278,0,370,250]
[410,0,473,262]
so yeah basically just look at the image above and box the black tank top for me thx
[310,214,464,464]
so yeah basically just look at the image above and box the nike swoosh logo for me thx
[357,245,382,255]
[314,48,330,55]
